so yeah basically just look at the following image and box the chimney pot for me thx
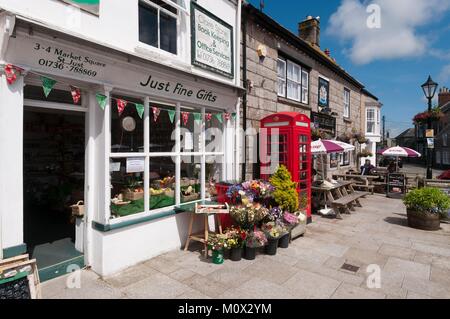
[299,16,321,47]
[438,86,450,106]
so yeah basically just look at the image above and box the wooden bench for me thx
[331,191,369,219]
[352,184,375,194]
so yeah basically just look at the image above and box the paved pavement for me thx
[42,194,450,299]
[400,163,445,178]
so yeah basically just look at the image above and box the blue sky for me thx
[248,0,450,137]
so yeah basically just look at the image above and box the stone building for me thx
[432,87,450,168]
[240,3,381,179]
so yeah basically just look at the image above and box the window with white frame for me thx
[277,57,309,104]
[139,0,179,55]
[344,88,350,118]
[340,151,351,167]
[366,108,376,134]
[443,133,448,147]
[109,97,226,220]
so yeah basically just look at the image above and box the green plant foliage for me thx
[403,187,450,217]
[269,165,299,213]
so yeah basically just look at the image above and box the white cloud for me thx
[440,64,450,82]
[328,0,450,64]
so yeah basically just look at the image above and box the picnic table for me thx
[312,180,369,219]
[332,174,380,194]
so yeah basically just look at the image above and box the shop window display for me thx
[180,156,202,203]
[110,157,145,217]
[150,157,176,209]
[150,104,176,153]
[181,107,202,153]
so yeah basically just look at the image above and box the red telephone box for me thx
[260,112,312,220]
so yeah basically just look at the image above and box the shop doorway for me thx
[23,105,85,276]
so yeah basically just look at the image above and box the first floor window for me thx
[329,153,339,169]
[277,57,309,104]
[139,0,178,55]
[367,108,375,134]
[344,88,350,118]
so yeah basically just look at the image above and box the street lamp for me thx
[421,75,438,179]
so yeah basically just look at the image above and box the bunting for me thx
[96,93,107,110]
[70,86,81,104]
[205,113,212,122]
[41,76,57,98]
[135,103,145,119]
[152,107,161,122]
[193,113,202,125]
[4,64,23,85]
[116,99,127,116]
[223,112,231,122]
[167,110,176,124]
[181,112,190,126]
[215,113,223,124]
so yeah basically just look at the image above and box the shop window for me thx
[277,57,309,104]
[206,156,224,197]
[24,85,81,105]
[139,0,178,55]
[205,109,224,153]
[150,104,176,153]
[180,156,202,203]
[110,157,145,218]
[181,107,202,153]
[150,157,176,209]
[344,88,350,118]
[111,97,144,153]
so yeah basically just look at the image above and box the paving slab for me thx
[282,269,341,299]
[331,283,386,299]
[383,257,430,281]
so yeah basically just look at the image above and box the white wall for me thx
[0,0,239,86]
[0,73,24,250]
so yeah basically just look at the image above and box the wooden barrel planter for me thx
[407,209,440,231]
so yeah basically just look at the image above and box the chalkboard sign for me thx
[387,173,406,198]
[0,255,41,299]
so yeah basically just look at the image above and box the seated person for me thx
[360,159,375,176]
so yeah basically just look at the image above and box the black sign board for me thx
[387,173,406,198]
[311,112,336,136]
[0,276,31,299]
[318,77,330,108]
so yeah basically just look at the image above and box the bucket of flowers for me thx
[207,234,227,265]
[262,222,282,256]
[277,219,292,249]
[224,226,247,262]
[229,203,269,230]
[244,228,267,260]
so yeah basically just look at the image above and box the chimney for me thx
[439,87,450,107]
[299,16,320,47]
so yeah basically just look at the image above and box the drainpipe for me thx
[241,6,248,180]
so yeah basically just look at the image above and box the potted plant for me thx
[244,229,267,260]
[270,166,299,214]
[262,222,281,255]
[207,235,227,265]
[224,226,247,262]
[403,187,450,231]
[277,222,291,248]
[229,204,269,230]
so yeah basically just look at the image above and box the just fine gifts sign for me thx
[5,32,237,109]
[191,2,234,78]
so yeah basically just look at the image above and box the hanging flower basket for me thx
[413,109,444,124]
[357,150,373,158]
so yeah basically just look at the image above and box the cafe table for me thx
[311,180,358,218]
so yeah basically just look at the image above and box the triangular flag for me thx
[152,107,161,122]
[116,99,127,116]
[41,76,57,98]
[193,113,202,125]
[96,93,107,110]
[232,112,237,120]
[205,113,212,122]
[167,110,176,124]
[70,86,81,104]
[224,113,231,121]
[215,113,223,124]
[181,112,190,126]
[135,103,144,119]
[4,64,23,85]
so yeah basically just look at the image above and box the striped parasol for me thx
[311,139,355,154]
[377,146,421,158]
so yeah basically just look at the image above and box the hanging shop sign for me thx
[318,77,330,108]
[5,32,237,109]
[191,2,234,78]
[60,0,100,15]
[311,112,336,136]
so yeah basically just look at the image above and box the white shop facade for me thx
[0,18,242,279]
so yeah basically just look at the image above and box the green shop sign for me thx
[191,2,234,78]
[60,0,100,15]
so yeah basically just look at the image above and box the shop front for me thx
[0,19,241,278]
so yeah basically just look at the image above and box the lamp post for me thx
[421,76,438,180]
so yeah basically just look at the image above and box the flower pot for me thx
[230,247,242,262]
[244,246,257,260]
[278,233,290,248]
[223,249,231,259]
[212,249,224,264]
[407,209,440,231]
[265,238,279,256]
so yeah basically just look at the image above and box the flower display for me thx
[283,212,300,228]
[268,206,283,222]
[245,230,268,248]
[207,234,227,251]
[262,222,282,239]
[227,180,274,205]
[229,204,269,229]
[413,108,444,124]
[224,226,247,249]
